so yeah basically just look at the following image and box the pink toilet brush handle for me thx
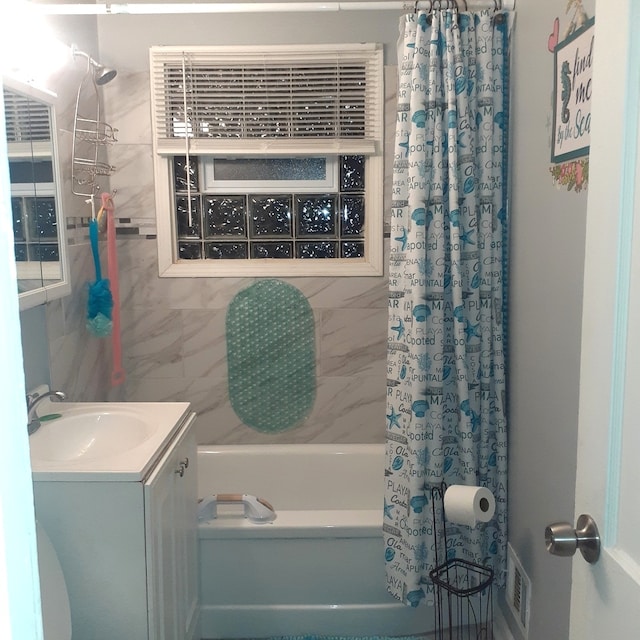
[104,193,125,386]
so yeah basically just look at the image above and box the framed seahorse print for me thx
[551,16,595,163]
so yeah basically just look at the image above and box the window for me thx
[172,154,366,261]
[201,157,337,192]
[150,44,383,277]
[4,88,61,280]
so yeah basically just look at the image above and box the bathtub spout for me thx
[198,493,276,524]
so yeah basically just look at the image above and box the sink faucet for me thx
[27,390,66,435]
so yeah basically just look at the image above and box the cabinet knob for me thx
[175,458,190,477]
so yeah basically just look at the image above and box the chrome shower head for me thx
[95,67,117,85]
[72,44,117,85]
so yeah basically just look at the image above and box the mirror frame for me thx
[3,75,71,311]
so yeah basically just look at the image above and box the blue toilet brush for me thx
[86,217,113,337]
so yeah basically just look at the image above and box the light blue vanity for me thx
[30,399,199,640]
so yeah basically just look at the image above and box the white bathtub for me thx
[197,444,427,639]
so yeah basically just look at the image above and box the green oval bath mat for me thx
[226,279,316,433]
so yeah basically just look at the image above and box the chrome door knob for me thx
[545,514,600,564]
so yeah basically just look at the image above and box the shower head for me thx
[72,44,117,85]
[95,67,117,85]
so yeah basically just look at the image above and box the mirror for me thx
[3,76,70,310]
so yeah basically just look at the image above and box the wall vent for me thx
[506,543,531,638]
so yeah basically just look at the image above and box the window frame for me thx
[150,43,384,278]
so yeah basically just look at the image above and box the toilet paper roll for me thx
[443,485,496,527]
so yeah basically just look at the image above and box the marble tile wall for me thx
[114,235,389,444]
[39,48,117,403]
[44,63,398,445]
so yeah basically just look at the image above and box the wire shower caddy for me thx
[429,483,494,640]
[71,59,117,203]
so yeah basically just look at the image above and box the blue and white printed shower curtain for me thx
[384,8,511,606]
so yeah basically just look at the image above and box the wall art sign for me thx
[551,17,595,163]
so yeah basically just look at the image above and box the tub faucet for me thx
[27,390,66,435]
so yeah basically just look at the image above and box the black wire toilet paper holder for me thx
[429,482,494,640]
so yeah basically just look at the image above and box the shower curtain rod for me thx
[30,1,515,16]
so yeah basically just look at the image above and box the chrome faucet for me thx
[27,390,66,435]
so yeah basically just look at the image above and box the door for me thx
[569,0,640,636]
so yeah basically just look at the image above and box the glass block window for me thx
[11,195,60,263]
[9,135,60,282]
[151,43,383,277]
[172,155,366,261]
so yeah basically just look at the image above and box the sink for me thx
[29,401,192,481]
[29,408,155,462]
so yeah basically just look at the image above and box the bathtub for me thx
[197,444,427,639]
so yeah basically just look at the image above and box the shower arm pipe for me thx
[31,1,515,16]
[72,45,100,70]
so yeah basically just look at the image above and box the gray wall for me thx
[16,1,599,636]
[506,0,594,638]
[19,306,50,392]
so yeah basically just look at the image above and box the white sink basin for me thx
[29,402,192,481]
[29,409,154,462]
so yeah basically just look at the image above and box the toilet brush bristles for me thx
[86,278,113,337]
[86,218,113,337]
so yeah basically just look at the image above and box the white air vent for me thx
[506,543,531,638]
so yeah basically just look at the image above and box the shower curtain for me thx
[384,7,511,606]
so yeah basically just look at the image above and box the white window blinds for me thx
[3,89,51,143]
[150,44,383,155]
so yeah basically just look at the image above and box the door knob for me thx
[545,514,600,564]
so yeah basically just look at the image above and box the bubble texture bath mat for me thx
[226,279,316,433]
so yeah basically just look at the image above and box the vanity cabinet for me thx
[32,411,199,640]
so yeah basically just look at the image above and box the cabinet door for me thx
[175,421,199,639]
[145,414,198,640]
